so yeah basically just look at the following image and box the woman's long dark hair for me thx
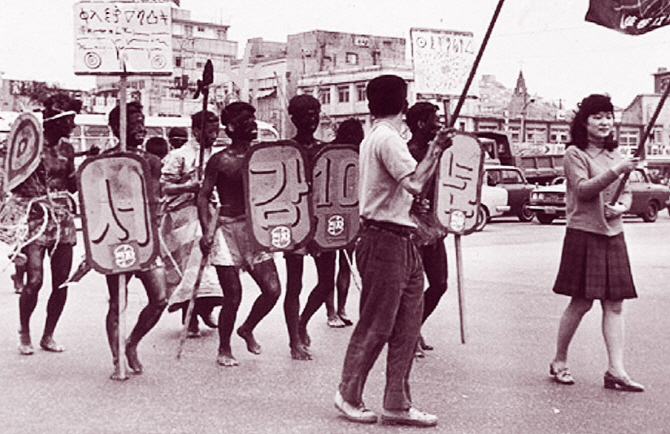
[567,94,618,151]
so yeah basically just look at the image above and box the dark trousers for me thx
[339,225,424,411]
[420,239,448,323]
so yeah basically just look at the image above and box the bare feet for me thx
[338,313,353,327]
[40,336,65,353]
[237,327,261,355]
[298,324,311,348]
[110,364,130,381]
[18,332,34,355]
[217,352,240,367]
[126,345,143,375]
[290,343,312,361]
[327,315,346,328]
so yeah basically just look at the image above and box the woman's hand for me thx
[612,157,640,175]
[604,202,626,220]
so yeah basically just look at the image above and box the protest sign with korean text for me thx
[410,28,476,96]
[77,153,159,274]
[74,1,173,75]
[434,133,485,235]
[311,144,359,251]
[245,140,313,251]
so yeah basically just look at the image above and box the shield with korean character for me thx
[434,133,485,235]
[244,140,313,251]
[310,144,359,251]
[77,153,159,274]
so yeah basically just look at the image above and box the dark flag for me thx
[586,0,670,35]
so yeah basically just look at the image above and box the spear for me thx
[177,59,214,359]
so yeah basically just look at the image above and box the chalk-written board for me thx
[74,1,173,75]
[410,28,475,96]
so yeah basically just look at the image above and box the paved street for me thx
[1,214,670,434]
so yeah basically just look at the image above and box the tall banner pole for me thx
[610,82,670,204]
[449,0,505,125]
[451,0,505,344]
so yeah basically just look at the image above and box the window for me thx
[174,56,182,67]
[356,83,366,101]
[372,51,380,65]
[196,61,204,68]
[319,88,331,105]
[184,25,193,37]
[217,30,226,40]
[197,26,205,33]
[346,53,359,65]
[501,170,522,184]
[338,85,350,103]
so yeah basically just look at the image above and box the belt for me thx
[362,219,416,238]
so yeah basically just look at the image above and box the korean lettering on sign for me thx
[410,28,475,96]
[77,153,158,274]
[245,141,312,251]
[434,133,485,235]
[73,1,173,75]
[311,145,359,251]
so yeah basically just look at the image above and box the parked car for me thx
[475,183,510,231]
[484,165,536,222]
[528,168,670,224]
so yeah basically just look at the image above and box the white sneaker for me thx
[381,407,438,427]
[334,391,378,424]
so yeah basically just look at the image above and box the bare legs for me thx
[106,267,168,380]
[284,253,311,360]
[18,242,72,355]
[215,260,281,367]
[552,297,634,380]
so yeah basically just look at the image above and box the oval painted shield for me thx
[4,112,43,193]
[77,153,158,274]
[244,140,313,251]
[434,133,485,235]
[311,144,359,251]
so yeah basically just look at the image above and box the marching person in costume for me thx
[161,110,222,337]
[12,93,81,355]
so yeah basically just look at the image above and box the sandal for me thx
[550,362,575,385]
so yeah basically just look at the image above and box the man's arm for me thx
[161,152,200,196]
[400,129,453,195]
[197,157,218,253]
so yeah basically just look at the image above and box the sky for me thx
[1,0,670,110]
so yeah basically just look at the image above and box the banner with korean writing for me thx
[311,144,359,251]
[410,28,476,96]
[434,133,485,235]
[586,0,670,35]
[74,1,173,75]
[245,141,313,251]
[77,153,158,274]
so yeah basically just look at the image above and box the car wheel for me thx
[537,214,555,225]
[475,205,489,231]
[641,200,659,222]
[517,200,535,222]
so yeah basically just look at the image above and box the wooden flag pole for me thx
[449,0,505,344]
[610,82,670,205]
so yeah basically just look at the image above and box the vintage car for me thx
[484,165,536,222]
[528,168,670,224]
[475,183,510,231]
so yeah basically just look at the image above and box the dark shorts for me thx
[552,228,637,301]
